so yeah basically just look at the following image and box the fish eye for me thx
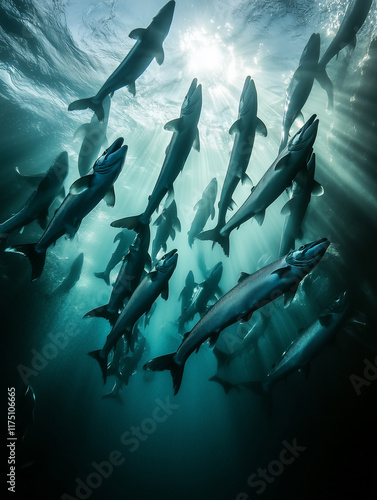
[299,245,305,250]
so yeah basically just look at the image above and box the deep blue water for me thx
[1,1,377,499]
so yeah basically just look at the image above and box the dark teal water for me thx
[1,1,377,499]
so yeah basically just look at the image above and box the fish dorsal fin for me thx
[193,128,200,152]
[254,211,265,226]
[238,272,250,284]
[281,198,297,216]
[74,123,90,139]
[271,266,291,279]
[256,117,268,137]
[69,175,94,195]
[104,187,115,207]
[127,82,136,96]
[164,117,184,133]
[311,181,324,196]
[229,119,242,135]
[129,28,147,40]
[154,213,164,226]
[155,46,164,65]
[170,227,176,240]
[319,314,332,327]
[161,283,169,301]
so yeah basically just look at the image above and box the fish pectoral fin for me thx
[149,271,158,282]
[240,311,253,323]
[241,172,253,186]
[256,117,268,137]
[129,28,147,40]
[210,205,215,220]
[311,180,324,196]
[254,211,265,226]
[164,117,184,133]
[349,35,356,52]
[229,119,242,135]
[172,217,181,233]
[208,332,220,348]
[165,186,174,207]
[228,198,237,211]
[193,128,200,152]
[170,227,176,241]
[127,82,136,97]
[281,198,296,216]
[65,220,81,239]
[271,266,291,279]
[274,157,287,171]
[58,186,66,202]
[104,187,116,207]
[238,272,250,284]
[73,123,91,140]
[37,211,49,230]
[155,46,164,65]
[69,175,94,195]
[319,314,332,327]
[153,213,164,226]
[283,288,296,308]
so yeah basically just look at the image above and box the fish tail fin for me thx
[68,97,105,121]
[5,243,46,280]
[315,67,334,109]
[196,227,230,256]
[88,350,108,383]
[93,271,110,286]
[144,353,183,395]
[209,375,240,394]
[111,214,147,233]
[83,305,119,325]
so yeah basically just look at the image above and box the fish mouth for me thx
[153,1,175,32]
[239,77,257,117]
[286,238,330,267]
[289,115,319,152]
[94,138,128,173]
[300,33,320,64]
[182,79,202,115]
[159,248,178,269]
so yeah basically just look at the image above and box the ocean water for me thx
[1,1,377,499]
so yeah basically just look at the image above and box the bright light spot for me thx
[179,26,237,84]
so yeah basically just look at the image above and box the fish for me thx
[279,33,320,153]
[74,95,111,176]
[94,229,134,286]
[0,152,68,247]
[51,253,84,296]
[208,375,240,394]
[85,225,151,325]
[260,291,350,391]
[198,115,319,256]
[197,78,267,247]
[5,138,127,280]
[316,0,373,108]
[178,270,197,317]
[279,153,324,257]
[68,1,176,120]
[187,178,218,247]
[111,78,202,232]
[144,238,330,394]
[88,249,178,382]
[178,262,223,332]
[151,199,181,263]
